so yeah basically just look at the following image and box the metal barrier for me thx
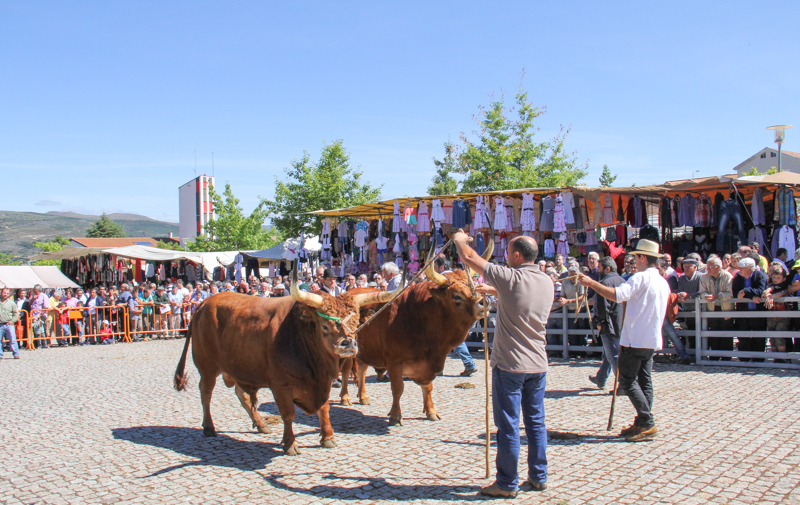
[129,302,192,340]
[465,298,800,368]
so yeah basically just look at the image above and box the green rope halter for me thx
[316,312,341,322]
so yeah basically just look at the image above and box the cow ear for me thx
[297,305,314,322]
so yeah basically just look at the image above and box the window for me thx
[771,152,777,157]
[761,153,767,158]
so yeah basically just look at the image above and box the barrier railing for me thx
[128,301,193,340]
[465,297,800,368]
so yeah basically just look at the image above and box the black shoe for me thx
[588,375,606,390]
[677,356,692,365]
[331,379,341,388]
[460,368,478,377]
[377,374,391,383]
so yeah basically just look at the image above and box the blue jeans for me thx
[661,318,689,359]
[492,367,547,491]
[452,342,476,371]
[716,199,747,251]
[596,334,620,386]
[0,323,20,358]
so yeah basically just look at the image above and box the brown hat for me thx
[630,239,662,258]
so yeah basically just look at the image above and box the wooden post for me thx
[483,294,491,479]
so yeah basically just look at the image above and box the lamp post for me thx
[767,125,793,172]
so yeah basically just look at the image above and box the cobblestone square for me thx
[1,340,798,504]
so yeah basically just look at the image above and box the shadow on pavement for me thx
[112,426,282,476]
[257,402,391,436]
[263,472,483,501]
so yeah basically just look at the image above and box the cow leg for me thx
[421,382,441,421]
[387,366,405,426]
[339,358,353,406]
[199,374,217,437]
[317,401,337,449]
[272,387,300,456]
[234,384,271,434]
[356,360,370,405]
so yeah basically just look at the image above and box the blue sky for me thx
[2,2,799,223]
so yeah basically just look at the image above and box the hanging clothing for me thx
[772,225,797,260]
[417,202,431,233]
[431,199,446,224]
[751,188,765,226]
[493,197,508,231]
[561,191,576,224]
[556,232,569,257]
[540,196,555,232]
[601,194,614,224]
[543,238,555,258]
[553,195,567,232]
[776,187,796,226]
[695,193,713,228]
[505,198,515,231]
[512,198,523,228]
[521,192,536,232]
[392,201,402,233]
[616,196,625,223]
[679,194,696,227]
[442,199,454,226]
[472,196,486,234]
[747,226,768,257]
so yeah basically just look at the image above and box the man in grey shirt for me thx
[455,232,553,498]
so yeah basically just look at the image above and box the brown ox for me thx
[340,237,494,426]
[174,263,400,455]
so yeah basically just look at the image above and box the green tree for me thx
[742,166,778,176]
[454,81,586,192]
[0,252,20,265]
[188,183,279,252]
[155,240,183,251]
[428,141,460,196]
[32,236,71,267]
[265,140,382,237]
[86,213,126,238]
[599,164,618,187]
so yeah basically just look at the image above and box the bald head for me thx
[508,236,538,267]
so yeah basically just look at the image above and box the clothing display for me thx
[494,197,508,231]
[540,196,555,232]
[553,195,567,232]
[602,194,614,224]
[521,192,536,232]
[417,202,431,233]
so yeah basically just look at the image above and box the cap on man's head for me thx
[682,258,699,266]
[323,269,335,279]
[157,285,165,290]
[275,283,286,290]
[737,257,756,269]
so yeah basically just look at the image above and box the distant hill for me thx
[0,210,180,262]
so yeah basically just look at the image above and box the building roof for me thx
[733,147,800,174]
[70,237,158,248]
[783,150,800,159]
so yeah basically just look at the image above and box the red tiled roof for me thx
[70,237,158,247]
[782,150,800,159]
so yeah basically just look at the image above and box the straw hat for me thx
[630,239,662,258]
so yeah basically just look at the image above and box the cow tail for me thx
[173,323,192,391]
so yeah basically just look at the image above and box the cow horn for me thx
[425,236,447,286]
[350,265,407,307]
[290,259,324,309]
[481,217,495,260]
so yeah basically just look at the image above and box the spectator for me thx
[74,301,86,345]
[749,242,769,271]
[657,259,691,364]
[382,262,402,291]
[622,254,637,281]
[152,285,171,339]
[99,320,114,344]
[662,253,675,277]
[48,289,65,346]
[731,257,767,362]
[554,254,567,275]
[76,288,87,304]
[209,284,219,296]
[273,284,287,297]
[259,282,271,297]
[722,254,733,272]
[321,269,343,296]
[687,253,706,273]
[168,285,183,338]
[774,248,789,272]
[698,256,734,361]
[30,285,50,347]
[358,274,368,285]
[117,284,137,342]
[0,287,21,359]
[760,263,791,361]
[675,258,702,351]
[56,302,71,346]
[558,263,588,350]
[15,289,30,348]
[588,256,626,388]
[182,293,192,331]
[137,288,154,341]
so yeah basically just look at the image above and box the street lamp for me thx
[767,125,793,172]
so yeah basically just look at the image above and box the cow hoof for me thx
[359,398,371,405]
[284,443,301,456]
[341,397,352,406]
[321,439,337,449]
[203,427,216,437]
[388,416,403,427]
[426,411,441,421]
[256,425,271,434]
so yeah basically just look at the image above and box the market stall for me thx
[0,266,80,289]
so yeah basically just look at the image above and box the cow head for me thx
[424,228,495,320]
[290,261,405,358]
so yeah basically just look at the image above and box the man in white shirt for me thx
[579,239,669,442]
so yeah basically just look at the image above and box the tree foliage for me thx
[0,252,20,265]
[155,240,183,251]
[86,213,126,238]
[188,183,279,252]
[32,236,71,267]
[742,166,778,176]
[265,140,382,237]
[599,164,618,187]
[428,141,460,196]
[454,81,586,193]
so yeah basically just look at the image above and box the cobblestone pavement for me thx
[2,340,799,504]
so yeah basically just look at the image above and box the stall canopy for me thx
[0,266,80,289]
[225,236,321,264]
[306,173,800,220]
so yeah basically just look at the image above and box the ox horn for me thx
[290,259,325,309]
[425,236,447,286]
[351,265,407,307]
[481,216,495,261]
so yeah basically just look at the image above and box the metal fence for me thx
[464,298,800,369]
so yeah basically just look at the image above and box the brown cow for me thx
[340,237,494,426]
[174,262,401,455]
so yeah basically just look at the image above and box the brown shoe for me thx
[480,483,518,498]
[626,425,658,442]
[521,478,547,492]
[619,423,637,437]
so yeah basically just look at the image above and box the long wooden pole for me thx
[483,294,491,479]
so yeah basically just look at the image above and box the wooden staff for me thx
[483,294,491,479]
[607,302,626,431]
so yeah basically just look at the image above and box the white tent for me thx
[101,245,241,281]
[0,266,80,289]
[229,236,321,264]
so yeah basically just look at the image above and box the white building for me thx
[179,175,215,243]
[734,147,800,177]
